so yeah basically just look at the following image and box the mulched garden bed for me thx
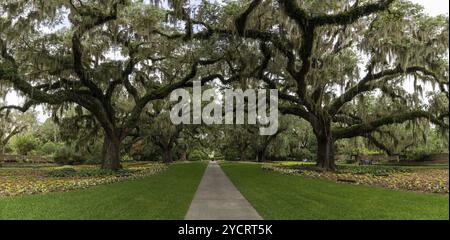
[263,163,449,194]
[0,162,167,197]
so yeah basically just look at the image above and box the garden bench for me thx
[359,159,373,165]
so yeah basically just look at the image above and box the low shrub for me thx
[189,150,208,161]
[404,150,433,162]
[54,146,86,165]
[223,149,241,161]
[286,163,409,176]
[46,168,77,177]
[40,142,59,156]
[13,135,39,155]
[213,153,225,161]
[84,142,103,164]
[46,168,137,178]
[292,148,315,162]
[345,159,357,164]
[121,154,132,162]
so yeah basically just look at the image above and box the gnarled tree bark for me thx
[102,133,122,170]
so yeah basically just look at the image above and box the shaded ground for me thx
[0,162,206,219]
[221,163,449,220]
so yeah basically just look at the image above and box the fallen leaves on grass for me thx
[0,162,167,197]
[263,164,449,194]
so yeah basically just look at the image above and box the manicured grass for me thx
[0,162,206,219]
[221,163,449,220]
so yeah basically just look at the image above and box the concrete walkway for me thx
[185,161,262,220]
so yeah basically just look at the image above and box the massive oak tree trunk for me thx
[240,151,246,162]
[180,149,187,161]
[238,143,248,161]
[179,143,188,161]
[101,133,122,170]
[163,148,173,163]
[311,115,336,171]
[256,143,269,162]
[256,150,266,162]
[315,135,335,170]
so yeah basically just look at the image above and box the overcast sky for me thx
[410,0,449,16]
[4,1,449,122]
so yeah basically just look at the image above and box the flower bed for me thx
[0,162,167,197]
[262,164,449,194]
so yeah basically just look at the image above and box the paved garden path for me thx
[185,161,262,220]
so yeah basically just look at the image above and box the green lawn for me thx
[0,162,206,220]
[221,163,449,220]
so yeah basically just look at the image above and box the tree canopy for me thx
[1,0,448,171]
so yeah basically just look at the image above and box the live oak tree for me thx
[141,114,211,163]
[0,107,38,154]
[141,108,183,163]
[265,115,316,161]
[1,86,39,154]
[56,106,104,159]
[199,0,449,170]
[133,104,215,162]
[36,118,60,144]
[1,0,448,171]
[336,93,449,156]
[218,115,310,162]
[153,0,448,170]
[220,125,253,161]
[247,123,286,162]
[0,0,230,170]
